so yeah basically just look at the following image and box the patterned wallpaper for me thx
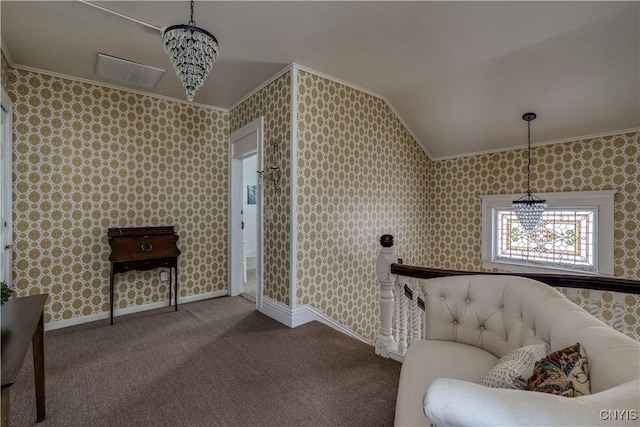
[427,132,640,340]
[3,50,638,340]
[295,70,430,341]
[427,132,639,278]
[230,71,292,305]
[3,62,229,323]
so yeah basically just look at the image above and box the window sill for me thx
[482,260,612,277]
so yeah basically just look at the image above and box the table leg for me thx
[168,268,172,308]
[174,265,178,311]
[1,387,9,427]
[110,264,114,325]
[33,312,45,422]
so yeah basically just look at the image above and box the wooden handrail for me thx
[390,264,640,295]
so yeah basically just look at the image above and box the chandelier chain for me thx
[189,0,195,25]
[526,119,531,196]
[512,112,546,234]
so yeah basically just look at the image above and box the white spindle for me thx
[398,278,408,354]
[410,282,420,347]
[375,235,399,358]
[612,304,625,334]
[420,285,426,340]
[393,281,401,343]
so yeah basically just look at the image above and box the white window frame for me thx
[481,191,616,276]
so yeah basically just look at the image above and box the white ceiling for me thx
[2,1,638,159]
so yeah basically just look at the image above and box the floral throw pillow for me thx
[527,342,590,397]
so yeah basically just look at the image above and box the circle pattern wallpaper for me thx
[6,66,229,323]
[295,70,431,341]
[2,53,638,341]
[230,72,292,305]
[428,133,640,339]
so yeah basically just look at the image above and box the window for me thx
[481,191,615,275]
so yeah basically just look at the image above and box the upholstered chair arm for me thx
[424,378,640,427]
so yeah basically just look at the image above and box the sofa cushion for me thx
[394,339,497,427]
[479,343,548,389]
[425,378,640,427]
[528,342,590,397]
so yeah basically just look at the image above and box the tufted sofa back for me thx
[420,275,640,393]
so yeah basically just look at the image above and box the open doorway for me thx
[1,88,13,289]
[241,154,258,301]
[228,118,263,310]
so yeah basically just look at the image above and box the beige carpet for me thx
[8,296,401,427]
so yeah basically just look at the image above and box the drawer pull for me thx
[140,244,153,252]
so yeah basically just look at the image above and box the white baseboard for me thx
[260,296,295,327]
[260,296,371,345]
[45,290,227,331]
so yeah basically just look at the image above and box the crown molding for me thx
[431,127,640,162]
[1,38,15,67]
[9,63,228,113]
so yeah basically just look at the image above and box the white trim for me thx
[4,43,635,164]
[480,190,616,276]
[229,65,293,111]
[77,0,162,32]
[1,39,14,67]
[45,290,227,331]
[1,87,12,113]
[228,117,263,303]
[291,305,371,345]
[289,66,298,307]
[256,121,265,312]
[261,296,295,327]
[260,296,371,345]
[432,128,640,162]
[483,260,605,276]
[178,290,227,304]
[1,87,13,290]
[294,63,384,101]
[292,63,429,158]
[10,64,227,113]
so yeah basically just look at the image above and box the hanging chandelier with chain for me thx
[162,0,219,101]
[512,112,546,234]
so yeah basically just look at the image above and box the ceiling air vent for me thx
[95,54,164,89]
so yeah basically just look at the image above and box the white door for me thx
[228,118,263,310]
[1,88,13,288]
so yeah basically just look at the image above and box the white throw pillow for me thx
[479,343,548,389]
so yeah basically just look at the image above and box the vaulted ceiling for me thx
[2,1,638,158]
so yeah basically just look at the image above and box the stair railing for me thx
[375,234,640,361]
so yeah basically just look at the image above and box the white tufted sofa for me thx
[394,275,640,427]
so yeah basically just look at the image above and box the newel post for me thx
[375,234,398,358]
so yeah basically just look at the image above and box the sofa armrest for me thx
[424,378,640,427]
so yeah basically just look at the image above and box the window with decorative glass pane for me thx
[494,208,596,272]
[481,191,615,275]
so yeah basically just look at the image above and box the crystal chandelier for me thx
[162,0,219,101]
[512,112,546,233]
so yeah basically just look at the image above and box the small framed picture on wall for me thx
[247,185,257,205]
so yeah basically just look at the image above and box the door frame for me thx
[228,117,264,310]
[1,87,13,289]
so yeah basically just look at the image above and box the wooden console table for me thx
[1,294,48,426]
[108,226,181,325]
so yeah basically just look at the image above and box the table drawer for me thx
[109,234,180,262]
